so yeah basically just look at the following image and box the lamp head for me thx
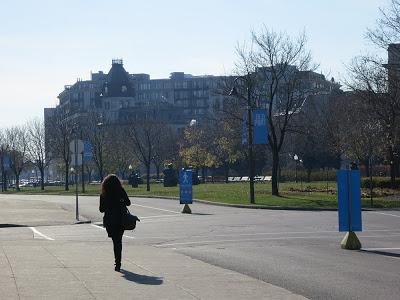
[229,86,238,97]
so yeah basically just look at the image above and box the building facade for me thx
[46,59,227,132]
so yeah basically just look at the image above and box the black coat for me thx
[99,189,131,237]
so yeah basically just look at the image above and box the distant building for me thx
[47,59,227,132]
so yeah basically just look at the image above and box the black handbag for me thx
[123,207,140,230]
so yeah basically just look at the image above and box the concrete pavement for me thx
[0,195,307,299]
[0,237,307,299]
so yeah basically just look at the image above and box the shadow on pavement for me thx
[0,224,27,228]
[120,269,163,285]
[360,249,400,258]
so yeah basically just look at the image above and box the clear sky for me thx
[0,0,388,127]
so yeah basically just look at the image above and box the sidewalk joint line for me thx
[42,246,98,300]
[2,246,21,300]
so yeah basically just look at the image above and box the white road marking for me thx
[369,211,400,218]
[132,204,180,214]
[29,227,54,241]
[140,214,182,219]
[155,233,400,247]
[91,224,105,230]
[362,247,400,251]
[91,224,135,239]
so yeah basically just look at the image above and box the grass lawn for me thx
[4,181,400,209]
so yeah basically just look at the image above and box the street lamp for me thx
[293,154,299,183]
[229,75,255,204]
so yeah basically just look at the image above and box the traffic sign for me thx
[69,139,84,155]
[337,170,362,232]
[70,139,84,166]
[179,169,193,204]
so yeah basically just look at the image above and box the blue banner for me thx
[179,170,193,204]
[253,109,268,145]
[2,155,11,171]
[83,142,93,162]
[337,170,362,232]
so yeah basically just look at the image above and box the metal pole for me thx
[81,151,85,193]
[247,78,255,204]
[369,156,373,208]
[75,140,79,221]
[347,169,352,233]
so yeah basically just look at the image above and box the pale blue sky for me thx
[0,0,388,127]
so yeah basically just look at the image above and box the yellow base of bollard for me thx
[182,204,192,214]
[341,231,362,250]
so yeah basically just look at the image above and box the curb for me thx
[127,194,340,211]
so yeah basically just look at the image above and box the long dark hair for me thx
[101,174,124,198]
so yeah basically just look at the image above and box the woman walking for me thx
[99,174,131,271]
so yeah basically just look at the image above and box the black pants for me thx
[111,229,124,265]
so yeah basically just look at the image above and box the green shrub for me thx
[361,177,400,189]
[279,169,337,182]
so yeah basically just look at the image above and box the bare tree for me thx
[85,113,107,182]
[6,126,29,191]
[0,128,10,191]
[47,110,74,190]
[367,0,400,49]
[152,124,179,180]
[234,27,316,196]
[346,55,400,185]
[27,118,51,190]
[105,124,137,178]
[126,120,161,191]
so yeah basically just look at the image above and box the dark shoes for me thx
[115,263,121,272]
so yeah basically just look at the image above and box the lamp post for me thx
[294,154,299,183]
[70,166,79,221]
[229,75,255,204]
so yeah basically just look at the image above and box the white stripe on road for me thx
[362,247,400,251]
[369,211,400,218]
[139,214,183,220]
[132,204,181,214]
[29,227,54,241]
[91,224,135,239]
[155,234,400,247]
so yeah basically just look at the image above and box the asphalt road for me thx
[1,194,399,300]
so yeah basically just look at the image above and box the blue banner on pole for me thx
[2,155,11,171]
[253,109,268,145]
[337,170,362,232]
[179,170,193,204]
[83,142,93,162]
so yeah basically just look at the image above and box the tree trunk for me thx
[65,163,69,191]
[307,168,312,183]
[146,164,150,191]
[201,168,206,183]
[99,165,104,182]
[156,165,160,180]
[389,149,396,188]
[271,150,279,196]
[224,164,229,183]
[364,158,370,177]
[15,173,20,191]
[40,168,45,190]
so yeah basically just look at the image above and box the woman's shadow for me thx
[120,269,163,285]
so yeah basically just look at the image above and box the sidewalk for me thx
[0,238,307,299]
